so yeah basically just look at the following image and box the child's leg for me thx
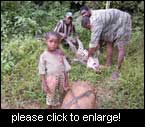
[46,74,63,109]
[46,75,57,109]
[46,94,54,109]
[57,74,66,108]
[47,105,53,109]
[52,104,61,109]
[63,73,69,91]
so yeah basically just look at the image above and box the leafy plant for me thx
[1,1,144,109]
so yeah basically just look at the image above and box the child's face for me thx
[46,35,59,51]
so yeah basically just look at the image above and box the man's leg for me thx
[99,40,105,53]
[117,44,125,70]
[105,42,113,66]
[112,44,125,80]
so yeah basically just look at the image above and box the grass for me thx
[1,31,144,109]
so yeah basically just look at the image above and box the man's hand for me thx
[62,34,67,39]
[88,47,96,58]
[59,33,67,40]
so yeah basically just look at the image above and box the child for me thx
[38,31,71,109]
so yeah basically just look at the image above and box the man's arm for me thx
[88,22,103,58]
[88,47,96,58]
[54,20,67,39]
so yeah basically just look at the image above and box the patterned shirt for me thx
[54,20,76,37]
[89,8,132,48]
[39,49,71,76]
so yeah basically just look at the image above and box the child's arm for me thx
[39,54,49,93]
[40,74,49,93]
[63,56,71,72]
[63,56,71,91]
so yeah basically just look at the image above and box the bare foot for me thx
[112,71,119,80]
[47,105,53,109]
[53,105,61,109]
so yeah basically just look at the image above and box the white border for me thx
[0,0,148,131]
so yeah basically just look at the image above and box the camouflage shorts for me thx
[46,74,65,106]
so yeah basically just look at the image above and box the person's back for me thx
[90,8,131,44]
[90,8,131,28]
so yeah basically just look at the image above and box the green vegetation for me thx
[1,1,144,109]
